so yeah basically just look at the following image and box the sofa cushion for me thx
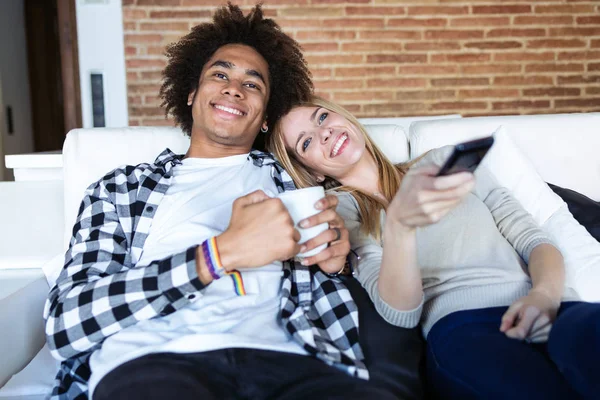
[409,123,600,302]
[548,183,600,242]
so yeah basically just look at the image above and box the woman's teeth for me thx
[331,134,348,157]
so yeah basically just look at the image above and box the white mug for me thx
[277,186,329,258]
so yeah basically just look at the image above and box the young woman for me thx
[268,96,600,400]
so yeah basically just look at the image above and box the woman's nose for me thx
[319,127,332,143]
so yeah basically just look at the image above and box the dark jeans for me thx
[94,348,397,400]
[425,301,600,400]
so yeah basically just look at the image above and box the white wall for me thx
[76,0,128,128]
[0,0,35,181]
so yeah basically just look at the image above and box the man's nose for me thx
[222,80,244,98]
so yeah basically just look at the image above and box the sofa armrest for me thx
[0,274,49,387]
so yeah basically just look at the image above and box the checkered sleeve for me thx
[44,175,206,361]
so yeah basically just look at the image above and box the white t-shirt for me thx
[88,154,306,396]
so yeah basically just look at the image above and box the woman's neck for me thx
[337,152,381,195]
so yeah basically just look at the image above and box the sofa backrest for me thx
[410,112,600,202]
[61,124,408,247]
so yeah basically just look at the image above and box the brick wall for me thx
[123,0,600,126]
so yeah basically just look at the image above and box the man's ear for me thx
[187,90,196,106]
[261,120,268,133]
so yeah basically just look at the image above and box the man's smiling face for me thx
[187,44,270,152]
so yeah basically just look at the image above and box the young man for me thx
[44,4,398,399]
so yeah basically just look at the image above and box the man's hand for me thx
[500,288,560,343]
[387,165,474,228]
[296,194,351,275]
[216,190,301,270]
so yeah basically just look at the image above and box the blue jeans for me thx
[426,302,600,400]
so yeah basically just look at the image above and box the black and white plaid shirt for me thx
[44,149,368,399]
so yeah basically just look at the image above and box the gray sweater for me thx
[336,146,579,337]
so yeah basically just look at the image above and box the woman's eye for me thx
[302,137,312,152]
[318,112,328,125]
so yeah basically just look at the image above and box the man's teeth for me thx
[331,134,347,157]
[214,104,244,116]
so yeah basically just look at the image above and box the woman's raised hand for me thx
[387,164,475,229]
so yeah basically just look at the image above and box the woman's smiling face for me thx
[278,106,366,182]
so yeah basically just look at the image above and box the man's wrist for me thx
[214,231,240,271]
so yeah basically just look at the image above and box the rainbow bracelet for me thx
[201,237,246,296]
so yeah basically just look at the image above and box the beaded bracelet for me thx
[201,237,246,296]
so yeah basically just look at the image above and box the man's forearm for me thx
[528,243,565,302]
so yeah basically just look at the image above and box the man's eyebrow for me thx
[207,60,266,85]
[294,107,322,153]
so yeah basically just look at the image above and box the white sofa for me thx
[1,112,599,398]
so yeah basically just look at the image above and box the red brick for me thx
[494,52,555,62]
[363,102,427,114]
[138,0,180,5]
[549,27,600,37]
[129,83,162,93]
[140,71,163,81]
[534,5,595,14]
[431,53,491,63]
[458,89,520,99]
[314,79,364,90]
[335,66,396,77]
[557,51,600,61]
[322,18,385,28]
[128,95,142,106]
[296,31,356,40]
[396,90,456,101]
[127,72,138,81]
[342,42,404,52]
[494,76,554,85]
[555,98,600,107]
[388,18,447,27]
[338,91,395,101]
[450,17,510,27]
[492,100,550,110]
[464,41,523,50]
[311,68,332,79]
[523,87,581,97]
[514,16,573,25]
[460,64,522,74]
[431,101,488,111]
[125,34,164,44]
[425,30,484,40]
[586,87,600,95]
[404,41,461,51]
[359,31,421,40]
[367,54,428,63]
[312,0,371,4]
[346,6,406,16]
[139,22,190,32]
[525,63,584,73]
[397,65,459,75]
[277,19,322,29]
[125,46,137,56]
[527,39,587,49]
[593,40,600,48]
[576,16,600,25]
[313,91,333,101]
[306,54,364,65]
[123,9,147,19]
[473,5,531,14]
[149,10,211,19]
[302,42,340,53]
[367,78,427,88]
[126,59,166,69]
[487,28,546,38]
[130,106,164,117]
[407,6,469,15]
[590,63,600,72]
[139,118,173,126]
[278,7,343,17]
[557,75,600,84]
[431,78,489,87]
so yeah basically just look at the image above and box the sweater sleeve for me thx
[472,162,556,266]
[336,192,423,328]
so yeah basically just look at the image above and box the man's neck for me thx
[185,138,252,159]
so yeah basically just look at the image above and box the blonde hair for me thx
[268,96,414,241]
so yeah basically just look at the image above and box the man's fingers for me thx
[505,307,540,340]
[500,302,522,332]
[236,190,270,207]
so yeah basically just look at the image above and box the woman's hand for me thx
[500,288,561,343]
[387,164,475,228]
[297,194,351,274]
